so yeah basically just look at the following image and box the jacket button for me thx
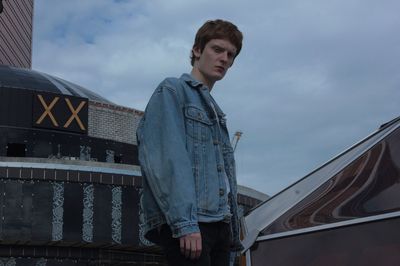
[219,189,225,196]
[217,165,223,172]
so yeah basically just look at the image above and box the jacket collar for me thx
[180,73,226,118]
[181,73,207,89]
[181,73,225,118]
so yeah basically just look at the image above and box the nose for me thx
[220,51,229,64]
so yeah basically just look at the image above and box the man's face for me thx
[193,39,237,86]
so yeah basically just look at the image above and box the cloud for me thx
[33,0,400,196]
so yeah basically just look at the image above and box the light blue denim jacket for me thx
[137,73,243,251]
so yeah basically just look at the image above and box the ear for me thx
[192,46,201,60]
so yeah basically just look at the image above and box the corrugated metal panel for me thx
[0,0,33,68]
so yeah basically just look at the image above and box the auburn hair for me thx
[191,19,243,66]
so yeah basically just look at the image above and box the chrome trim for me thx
[256,210,400,242]
[0,160,141,176]
[243,117,400,251]
[238,185,269,201]
[241,229,259,255]
[246,250,252,266]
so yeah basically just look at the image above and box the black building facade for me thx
[0,66,161,265]
[0,66,267,265]
[0,2,267,263]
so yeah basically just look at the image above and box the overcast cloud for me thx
[32,0,400,196]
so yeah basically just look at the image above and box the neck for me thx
[190,68,215,91]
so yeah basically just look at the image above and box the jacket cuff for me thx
[170,222,200,238]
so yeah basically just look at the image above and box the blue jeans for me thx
[159,222,231,266]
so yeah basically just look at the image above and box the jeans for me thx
[159,222,231,266]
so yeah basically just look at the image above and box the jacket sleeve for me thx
[137,84,199,238]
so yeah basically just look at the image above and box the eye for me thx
[213,46,224,53]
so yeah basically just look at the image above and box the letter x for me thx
[64,98,87,130]
[36,95,59,126]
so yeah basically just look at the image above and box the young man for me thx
[137,19,243,266]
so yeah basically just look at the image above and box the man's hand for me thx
[179,232,202,260]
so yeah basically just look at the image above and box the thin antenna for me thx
[231,131,243,152]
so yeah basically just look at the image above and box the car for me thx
[241,116,400,266]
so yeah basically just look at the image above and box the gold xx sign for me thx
[35,94,88,132]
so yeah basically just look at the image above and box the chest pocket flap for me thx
[185,105,213,125]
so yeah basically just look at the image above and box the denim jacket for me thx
[137,73,243,251]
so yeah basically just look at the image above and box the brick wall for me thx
[88,101,143,145]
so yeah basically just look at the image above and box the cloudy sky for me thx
[32,0,400,196]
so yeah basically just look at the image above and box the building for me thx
[0,0,34,68]
[0,1,268,264]
[0,65,268,265]
[0,65,156,264]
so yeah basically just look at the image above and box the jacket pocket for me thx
[184,105,213,142]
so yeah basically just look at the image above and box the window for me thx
[7,143,26,157]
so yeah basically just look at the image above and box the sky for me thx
[32,0,400,196]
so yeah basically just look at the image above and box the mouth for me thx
[215,66,225,73]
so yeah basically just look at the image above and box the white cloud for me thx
[33,0,400,196]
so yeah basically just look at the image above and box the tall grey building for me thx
[0,0,34,68]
